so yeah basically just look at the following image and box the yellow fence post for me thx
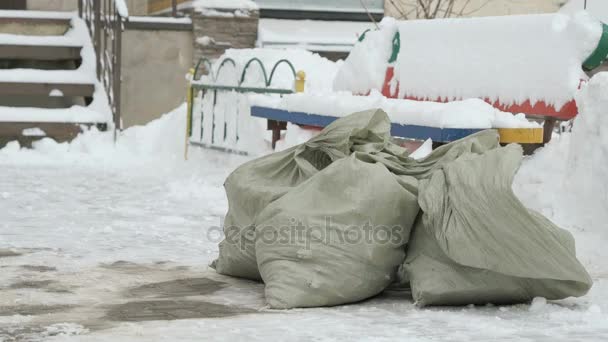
[185,68,195,160]
[295,70,306,93]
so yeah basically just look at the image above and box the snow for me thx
[250,90,538,129]
[335,13,603,111]
[513,72,608,278]
[258,19,375,53]
[0,10,73,20]
[21,127,46,137]
[274,122,318,151]
[127,16,192,24]
[1,99,608,341]
[114,0,129,17]
[561,0,608,23]
[196,35,213,46]
[190,48,340,154]
[174,0,259,14]
[49,89,64,97]
[409,138,432,160]
[0,17,96,85]
[0,34,81,47]
[0,13,112,125]
[200,48,341,92]
[0,106,108,123]
[191,0,259,10]
[333,17,397,94]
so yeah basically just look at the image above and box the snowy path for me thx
[1,112,608,341]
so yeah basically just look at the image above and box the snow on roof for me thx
[258,19,375,53]
[182,0,259,11]
[0,10,73,20]
[0,106,108,123]
[335,13,602,111]
[560,0,608,23]
[127,16,192,24]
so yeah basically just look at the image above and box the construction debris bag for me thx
[255,155,419,308]
[404,144,593,306]
[211,110,393,280]
[212,108,592,308]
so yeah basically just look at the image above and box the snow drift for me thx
[334,13,602,110]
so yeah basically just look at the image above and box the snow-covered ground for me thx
[1,96,608,340]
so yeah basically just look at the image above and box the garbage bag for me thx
[404,144,593,306]
[211,110,394,280]
[255,155,419,308]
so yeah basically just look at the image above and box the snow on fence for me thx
[187,56,304,155]
[78,0,127,133]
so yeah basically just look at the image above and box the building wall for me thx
[27,0,77,11]
[26,0,147,15]
[385,0,563,18]
[120,28,193,127]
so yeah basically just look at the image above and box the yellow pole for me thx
[185,68,195,160]
[295,70,306,93]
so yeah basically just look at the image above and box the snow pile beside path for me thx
[201,48,340,92]
[0,104,188,166]
[251,90,537,129]
[566,72,608,224]
[333,18,397,94]
[514,73,608,276]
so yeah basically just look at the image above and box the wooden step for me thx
[0,81,94,97]
[0,121,107,148]
[0,44,81,61]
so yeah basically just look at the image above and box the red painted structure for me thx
[380,67,579,121]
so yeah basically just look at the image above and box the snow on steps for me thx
[0,10,111,147]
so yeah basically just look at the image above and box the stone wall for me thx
[26,0,147,15]
[27,0,77,11]
[120,27,193,128]
[192,10,259,62]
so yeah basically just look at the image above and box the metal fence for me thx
[187,57,301,156]
[78,0,126,133]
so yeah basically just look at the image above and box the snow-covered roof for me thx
[258,19,375,52]
[182,0,259,11]
[560,0,608,23]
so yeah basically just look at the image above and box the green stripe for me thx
[583,23,608,71]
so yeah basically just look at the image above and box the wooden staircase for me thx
[0,10,109,148]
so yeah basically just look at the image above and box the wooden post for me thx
[543,118,557,143]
